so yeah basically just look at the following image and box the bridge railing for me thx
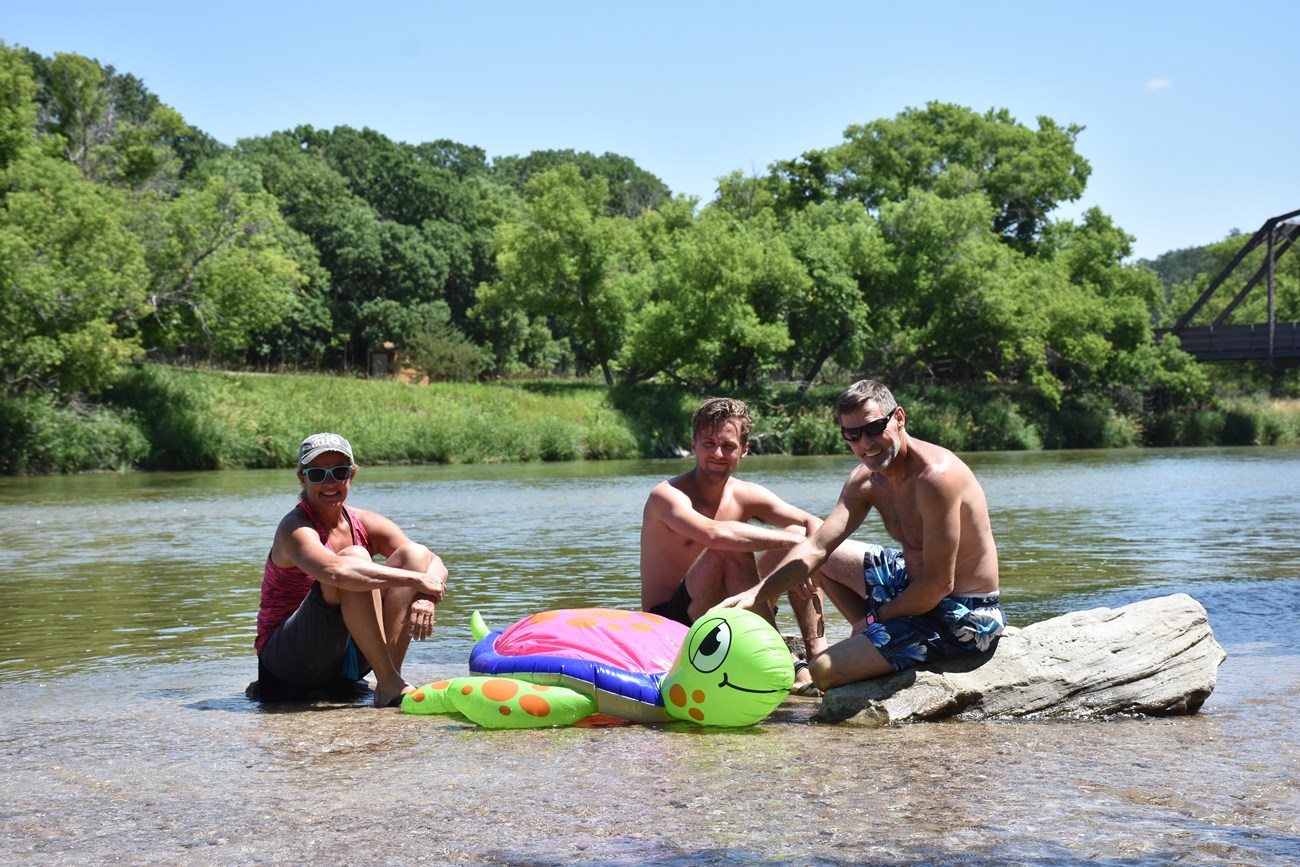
[1160,322,1300,362]
[1159,209,1299,365]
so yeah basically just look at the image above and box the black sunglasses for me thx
[840,408,898,442]
[301,464,355,484]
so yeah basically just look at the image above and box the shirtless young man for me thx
[716,380,1005,692]
[255,433,448,708]
[639,398,866,695]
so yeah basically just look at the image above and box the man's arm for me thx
[715,485,869,612]
[742,482,823,537]
[648,482,805,552]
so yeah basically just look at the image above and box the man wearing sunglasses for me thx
[640,398,869,696]
[715,380,1005,692]
[254,432,449,708]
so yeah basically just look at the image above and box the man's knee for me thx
[808,654,835,692]
[695,547,750,572]
[808,635,894,691]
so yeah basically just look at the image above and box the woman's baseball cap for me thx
[298,432,354,465]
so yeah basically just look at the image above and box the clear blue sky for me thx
[6,1,1298,260]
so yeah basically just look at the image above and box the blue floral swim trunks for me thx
[860,545,1006,672]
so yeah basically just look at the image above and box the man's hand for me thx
[787,577,819,604]
[714,588,760,612]
[408,597,437,640]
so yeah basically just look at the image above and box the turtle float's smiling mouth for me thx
[717,671,786,694]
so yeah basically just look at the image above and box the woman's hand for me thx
[408,597,437,640]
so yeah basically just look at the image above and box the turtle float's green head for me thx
[661,608,794,726]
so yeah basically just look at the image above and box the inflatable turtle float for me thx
[402,607,794,728]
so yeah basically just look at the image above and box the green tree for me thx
[0,155,149,395]
[301,125,505,322]
[767,199,888,389]
[0,42,38,169]
[135,163,305,361]
[362,299,491,382]
[618,204,798,388]
[493,149,671,218]
[478,165,645,384]
[237,131,388,365]
[241,127,508,367]
[771,102,1091,254]
[26,50,194,192]
[866,191,1011,380]
[40,52,108,179]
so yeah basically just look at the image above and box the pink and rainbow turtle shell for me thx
[468,608,688,723]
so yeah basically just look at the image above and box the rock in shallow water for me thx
[818,593,1225,726]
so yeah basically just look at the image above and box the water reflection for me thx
[2,448,1298,680]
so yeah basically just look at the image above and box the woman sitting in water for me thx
[253,433,448,708]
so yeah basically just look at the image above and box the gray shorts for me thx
[259,581,371,686]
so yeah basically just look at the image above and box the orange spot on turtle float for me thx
[482,679,521,702]
[519,694,552,717]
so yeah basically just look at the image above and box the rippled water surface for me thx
[1,448,1298,865]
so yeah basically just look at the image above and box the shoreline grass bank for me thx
[1,365,1297,474]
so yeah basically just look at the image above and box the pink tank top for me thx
[255,501,372,654]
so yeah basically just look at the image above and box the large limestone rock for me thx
[818,593,1225,726]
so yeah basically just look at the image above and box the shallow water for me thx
[1,448,1298,865]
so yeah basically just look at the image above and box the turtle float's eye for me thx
[689,617,733,673]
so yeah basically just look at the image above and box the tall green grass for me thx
[106,366,641,469]
[1145,396,1300,446]
[2,365,1295,474]
[0,391,149,473]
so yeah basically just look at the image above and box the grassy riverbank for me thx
[1,364,1298,474]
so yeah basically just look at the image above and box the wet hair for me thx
[834,380,897,424]
[692,397,753,444]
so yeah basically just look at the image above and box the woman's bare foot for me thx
[374,681,414,708]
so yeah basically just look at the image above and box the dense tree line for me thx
[3,43,1296,419]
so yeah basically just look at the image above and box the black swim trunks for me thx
[648,579,694,626]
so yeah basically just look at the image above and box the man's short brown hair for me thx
[834,380,897,424]
[692,397,753,443]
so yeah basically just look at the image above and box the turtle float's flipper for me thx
[470,611,490,642]
[442,676,597,729]
[401,676,597,728]
[401,680,461,715]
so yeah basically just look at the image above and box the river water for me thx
[0,448,1297,865]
